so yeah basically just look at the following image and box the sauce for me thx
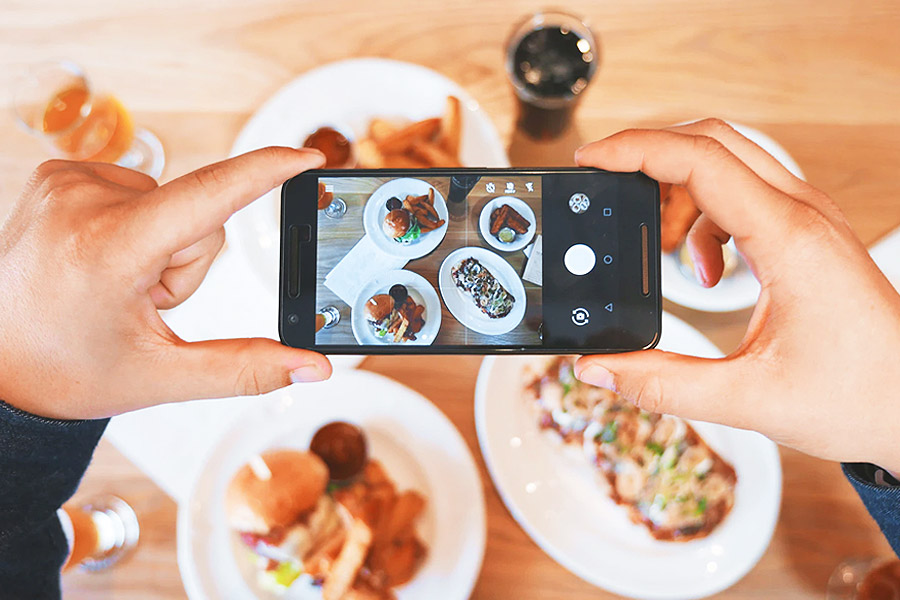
[310,421,367,481]
[303,127,355,168]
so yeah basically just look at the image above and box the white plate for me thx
[662,122,805,313]
[227,58,510,297]
[438,247,527,335]
[350,270,442,345]
[478,196,537,252]
[475,313,782,600]
[362,178,448,259]
[178,370,486,600]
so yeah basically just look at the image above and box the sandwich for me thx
[226,449,344,593]
[382,208,420,244]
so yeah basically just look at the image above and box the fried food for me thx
[439,96,462,157]
[490,204,531,237]
[354,96,464,169]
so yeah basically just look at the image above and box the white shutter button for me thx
[564,244,596,276]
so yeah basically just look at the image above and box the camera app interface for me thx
[315,175,544,347]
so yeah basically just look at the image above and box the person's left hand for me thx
[0,147,332,420]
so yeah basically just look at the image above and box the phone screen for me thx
[289,169,660,353]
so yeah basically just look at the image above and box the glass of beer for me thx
[13,61,165,178]
[505,11,599,140]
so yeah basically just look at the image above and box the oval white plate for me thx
[350,270,442,345]
[362,178,448,259]
[226,58,510,298]
[662,122,805,313]
[475,313,782,600]
[438,247,526,335]
[478,196,537,253]
[178,370,486,600]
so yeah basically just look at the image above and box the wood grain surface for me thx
[1,0,898,598]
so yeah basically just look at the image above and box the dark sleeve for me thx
[0,400,108,599]
[843,462,900,556]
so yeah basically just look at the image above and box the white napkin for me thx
[523,235,543,286]
[324,235,407,304]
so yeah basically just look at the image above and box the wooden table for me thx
[1,0,898,598]
[315,175,542,346]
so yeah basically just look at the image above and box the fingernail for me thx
[574,145,587,162]
[576,364,615,389]
[289,364,326,383]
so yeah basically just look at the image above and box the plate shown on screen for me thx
[226,58,510,298]
[438,247,526,336]
[475,312,782,600]
[478,196,537,252]
[351,269,442,345]
[178,370,486,600]
[362,178,448,259]
[661,122,804,313]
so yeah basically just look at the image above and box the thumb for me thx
[162,338,332,401]
[574,351,743,426]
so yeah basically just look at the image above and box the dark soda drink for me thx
[506,12,598,140]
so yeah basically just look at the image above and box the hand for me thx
[574,119,900,472]
[0,147,332,420]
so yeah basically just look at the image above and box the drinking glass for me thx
[827,557,900,600]
[505,11,599,140]
[60,495,140,572]
[13,61,165,178]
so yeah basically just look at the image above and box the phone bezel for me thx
[279,167,661,355]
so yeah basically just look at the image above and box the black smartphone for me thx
[280,168,660,354]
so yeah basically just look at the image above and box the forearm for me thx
[0,400,108,597]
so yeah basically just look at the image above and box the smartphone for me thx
[280,168,660,354]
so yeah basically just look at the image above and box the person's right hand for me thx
[575,119,900,473]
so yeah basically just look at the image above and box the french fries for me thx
[327,460,427,598]
[439,96,462,156]
[322,518,374,600]
[355,96,464,169]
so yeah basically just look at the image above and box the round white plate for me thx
[226,58,510,297]
[478,196,537,252]
[475,312,782,600]
[350,270,442,345]
[438,247,527,335]
[363,178,448,259]
[662,122,805,313]
[178,370,486,600]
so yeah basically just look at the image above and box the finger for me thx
[79,162,159,191]
[685,214,730,287]
[665,119,807,196]
[575,129,795,260]
[149,227,225,309]
[135,147,324,254]
[574,351,746,427]
[665,119,846,224]
[161,338,333,401]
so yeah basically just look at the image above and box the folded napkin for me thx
[523,235,543,286]
[324,235,408,304]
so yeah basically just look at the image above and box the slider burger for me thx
[364,294,395,339]
[382,208,420,244]
[226,450,344,593]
